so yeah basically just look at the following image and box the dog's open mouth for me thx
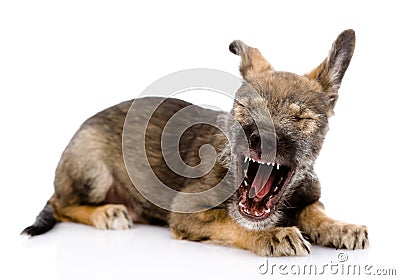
[238,156,295,220]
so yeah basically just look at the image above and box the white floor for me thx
[2,220,397,280]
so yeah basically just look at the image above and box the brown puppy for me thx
[22,30,368,256]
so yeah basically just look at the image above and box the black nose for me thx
[249,130,276,153]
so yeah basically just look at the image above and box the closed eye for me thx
[292,116,314,121]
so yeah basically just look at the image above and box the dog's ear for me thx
[306,29,355,116]
[306,29,356,93]
[229,40,273,80]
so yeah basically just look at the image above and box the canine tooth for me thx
[249,187,256,197]
[244,181,248,187]
[272,162,275,166]
[277,163,280,170]
[265,208,271,214]
[273,186,279,192]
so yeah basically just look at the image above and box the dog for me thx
[22,29,368,256]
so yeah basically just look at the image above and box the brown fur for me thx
[22,30,368,256]
[170,209,311,256]
[298,202,368,250]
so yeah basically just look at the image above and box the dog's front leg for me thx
[297,201,369,249]
[169,209,310,256]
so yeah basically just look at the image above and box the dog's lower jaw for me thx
[226,196,286,231]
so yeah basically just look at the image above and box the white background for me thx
[1,1,399,279]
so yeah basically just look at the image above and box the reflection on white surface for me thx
[7,222,397,280]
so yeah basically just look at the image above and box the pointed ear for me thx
[307,29,356,93]
[229,40,273,80]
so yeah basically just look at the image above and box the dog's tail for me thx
[21,200,58,236]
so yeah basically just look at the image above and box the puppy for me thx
[22,29,368,256]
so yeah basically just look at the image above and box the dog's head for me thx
[223,30,355,229]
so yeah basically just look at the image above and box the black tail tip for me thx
[21,226,34,236]
[21,202,58,237]
[21,225,50,236]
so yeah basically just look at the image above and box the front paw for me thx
[311,222,368,250]
[254,227,311,257]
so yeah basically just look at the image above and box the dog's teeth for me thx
[249,187,256,197]
[265,208,271,214]
[244,180,248,187]
[277,163,280,170]
[255,210,263,216]
[273,186,279,193]
[272,162,275,166]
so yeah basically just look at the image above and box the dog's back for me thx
[23,97,224,234]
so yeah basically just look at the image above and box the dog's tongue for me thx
[252,165,275,198]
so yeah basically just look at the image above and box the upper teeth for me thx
[244,157,279,167]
